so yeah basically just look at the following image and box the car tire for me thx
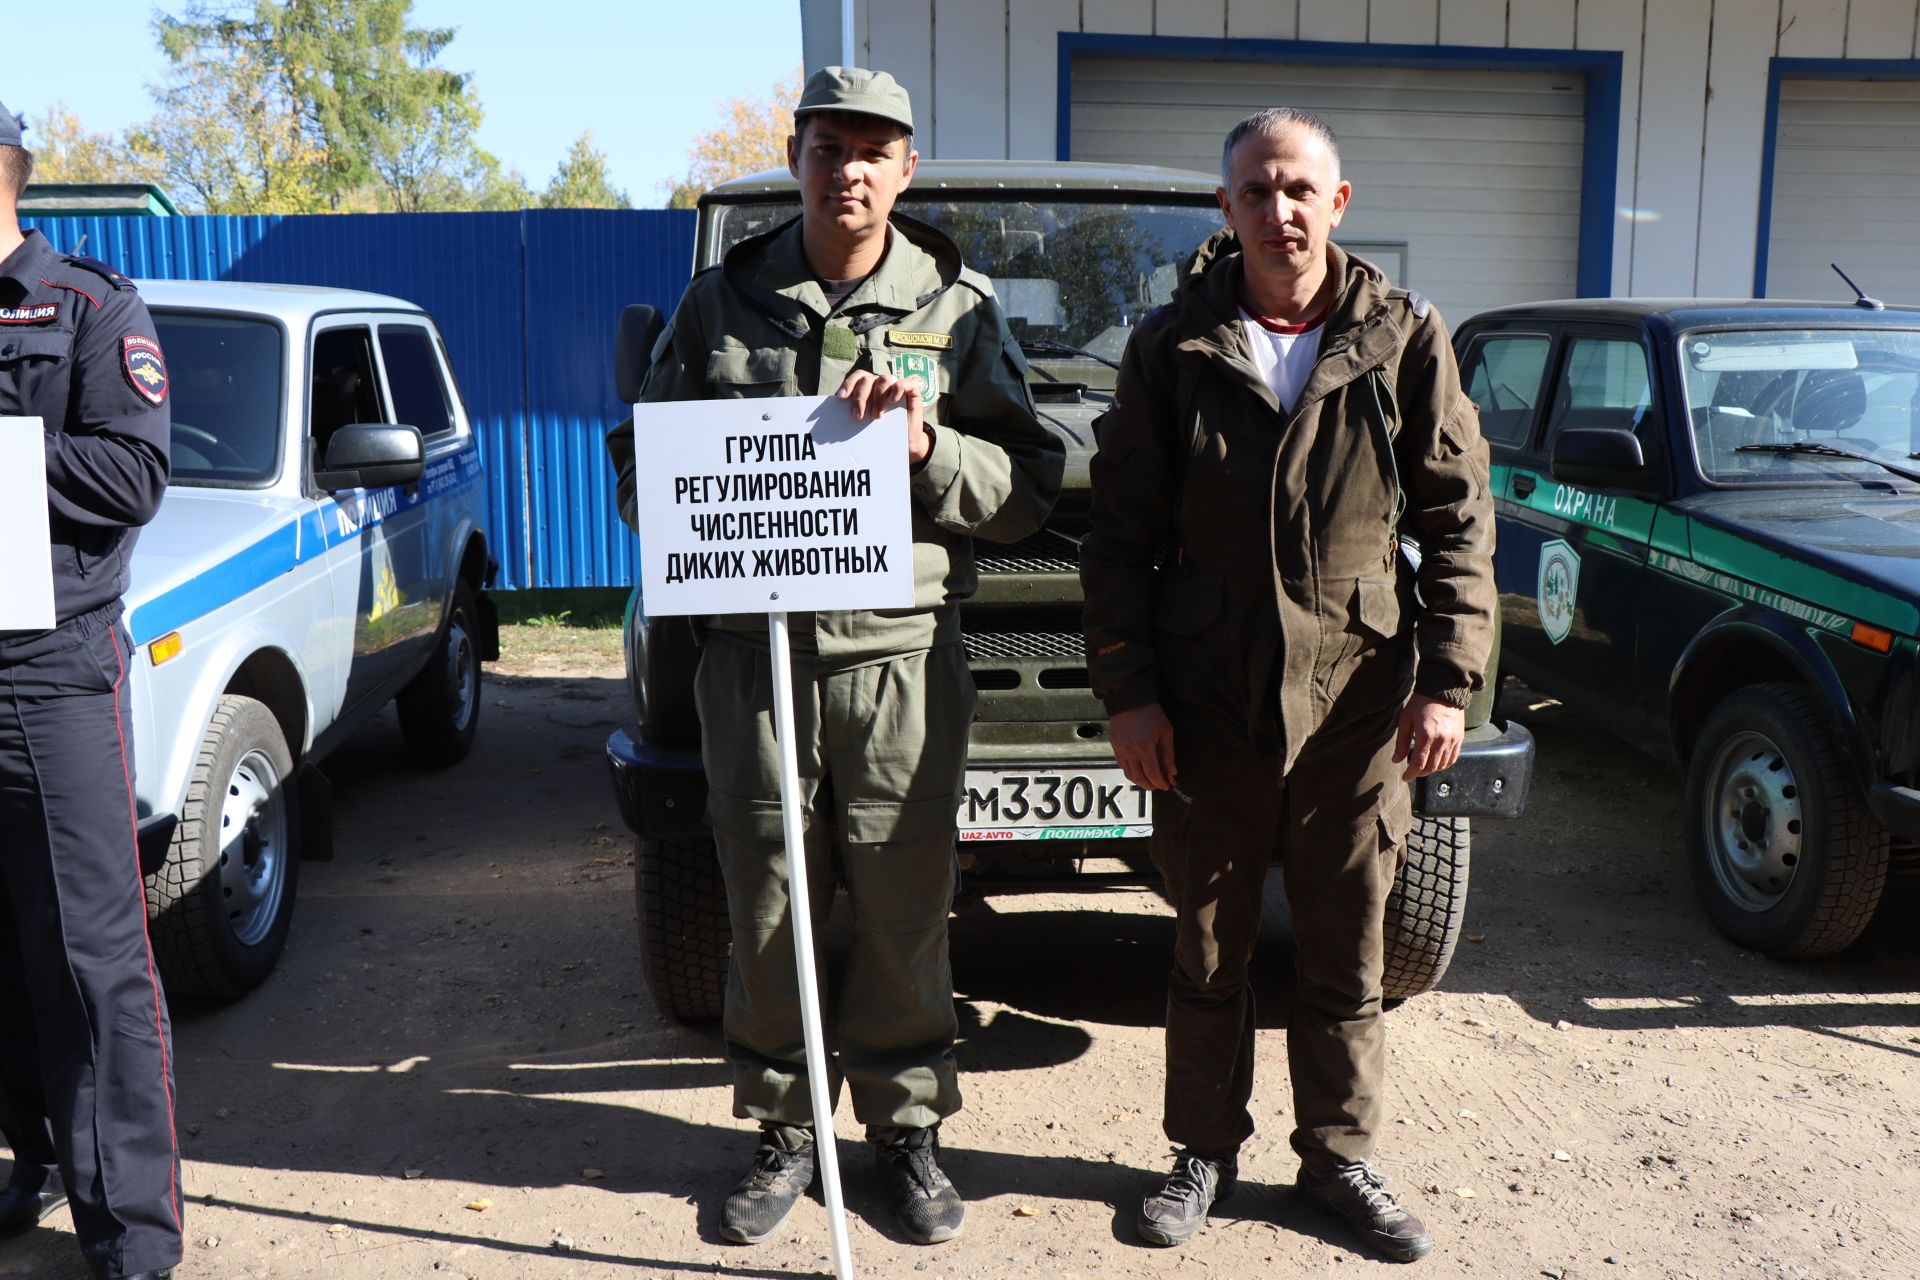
[398,578,483,767]
[635,834,730,1022]
[1684,682,1887,957]
[1382,815,1470,1001]
[146,695,300,1003]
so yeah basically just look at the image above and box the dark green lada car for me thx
[1458,297,1920,956]
[607,162,1535,1021]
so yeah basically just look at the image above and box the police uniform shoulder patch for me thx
[122,336,168,405]
[65,255,135,291]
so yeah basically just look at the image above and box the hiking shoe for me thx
[1137,1149,1237,1246]
[1295,1161,1434,1262]
[874,1126,965,1244]
[720,1131,817,1244]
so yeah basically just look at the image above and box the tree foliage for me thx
[20,105,159,186]
[540,133,631,210]
[666,69,803,209]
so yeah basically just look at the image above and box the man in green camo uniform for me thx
[612,66,1062,1247]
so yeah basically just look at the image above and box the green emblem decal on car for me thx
[1538,538,1580,645]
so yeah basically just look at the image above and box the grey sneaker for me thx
[1137,1149,1237,1246]
[1295,1161,1434,1262]
[720,1130,817,1244]
[874,1126,965,1244]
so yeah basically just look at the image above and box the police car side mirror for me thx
[1550,426,1658,495]
[614,304,665,405]
[315,423,425,492]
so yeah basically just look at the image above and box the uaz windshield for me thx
[709,196,1222,363]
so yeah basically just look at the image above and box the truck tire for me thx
[1382,815,1470,1001]
[635,834,730,1022]
[1684,683,1887,956]
[398,579,483,766]
[146,695,300,1003]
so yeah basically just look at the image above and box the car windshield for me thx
[150,312,286,487]
[1680,327,1920,485]
[709,196,1222,368]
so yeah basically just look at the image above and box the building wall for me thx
[832,0,1919,297]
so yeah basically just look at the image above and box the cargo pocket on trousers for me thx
[1377,785,1414,867]
[840,796,958,934]
[705,789,801,927]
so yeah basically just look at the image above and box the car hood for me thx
[127,489,306,612]
[1678,487,1920,608]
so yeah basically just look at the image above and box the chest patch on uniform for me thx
[123,335,168,405]
[894,350,940,400]
[821,323,858,363]
[887,330,953,350]
[0,304,57,324]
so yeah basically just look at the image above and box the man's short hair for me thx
[0,145,32,199]
[1220,107,1341,187]
[794,110,913,166]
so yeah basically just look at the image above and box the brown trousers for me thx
[1151,645,1412,1175]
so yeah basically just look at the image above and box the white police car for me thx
[129,281,497,1002]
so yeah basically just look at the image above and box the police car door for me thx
[309,316,436,713]
[1499,326,1662,738]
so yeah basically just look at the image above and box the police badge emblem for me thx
[122,336,169,406]
[894,350,939,401]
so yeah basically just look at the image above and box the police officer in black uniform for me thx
[0,101,181,1280]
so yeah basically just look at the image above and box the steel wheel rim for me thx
[1704,729,1805,912]
[218,748,287,946]
[445,617,476,733]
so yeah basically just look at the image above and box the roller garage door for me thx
[1069,57,1586,321]
[1764,78,1920,303]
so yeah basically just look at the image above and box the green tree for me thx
[540,133,631,210]
[150,0,499,212]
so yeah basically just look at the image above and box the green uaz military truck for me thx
[607,162,1534,1020]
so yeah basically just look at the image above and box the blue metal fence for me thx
[23,209,696,590]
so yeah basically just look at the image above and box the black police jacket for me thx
[0,231,171,658]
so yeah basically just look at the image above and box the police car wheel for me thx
[146,694,300,1003]
[1685,682,1889,957]
[634,834,729,1022]
[1381,815,1471,1001]
[398,579,483,767]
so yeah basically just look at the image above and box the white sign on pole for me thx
[0,418,55,631]
[632,394,913,618]
[630,392,918,1280]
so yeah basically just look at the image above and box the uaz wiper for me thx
[1017,337,1122,371]
[1734,440,1920,486]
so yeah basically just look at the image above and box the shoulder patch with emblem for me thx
[123,336,168,405]
[0,304,57,325]
[887,330,954,351]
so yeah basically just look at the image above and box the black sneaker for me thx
[1295,1161,1434,1262]
[1137,1149,1237,1246]
[874,1126,965,1244]
[720,1130,817,1244]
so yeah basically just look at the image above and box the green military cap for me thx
[795,65,914,135]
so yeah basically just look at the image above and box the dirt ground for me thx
[8,632,1920,1280]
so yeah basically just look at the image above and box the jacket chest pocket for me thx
[706,346,796,398]
[0,327,75,416]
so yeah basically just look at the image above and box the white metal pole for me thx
[841,0,855,65]
[767,611,853,1279]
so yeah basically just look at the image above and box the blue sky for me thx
[4,0,803,205]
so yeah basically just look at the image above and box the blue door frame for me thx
[1753,56,1920,297]
[1055,32,1623,298]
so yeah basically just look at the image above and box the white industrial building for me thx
[798,0,1920,321]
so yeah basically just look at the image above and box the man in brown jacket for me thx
[1080,108,1495,1262]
